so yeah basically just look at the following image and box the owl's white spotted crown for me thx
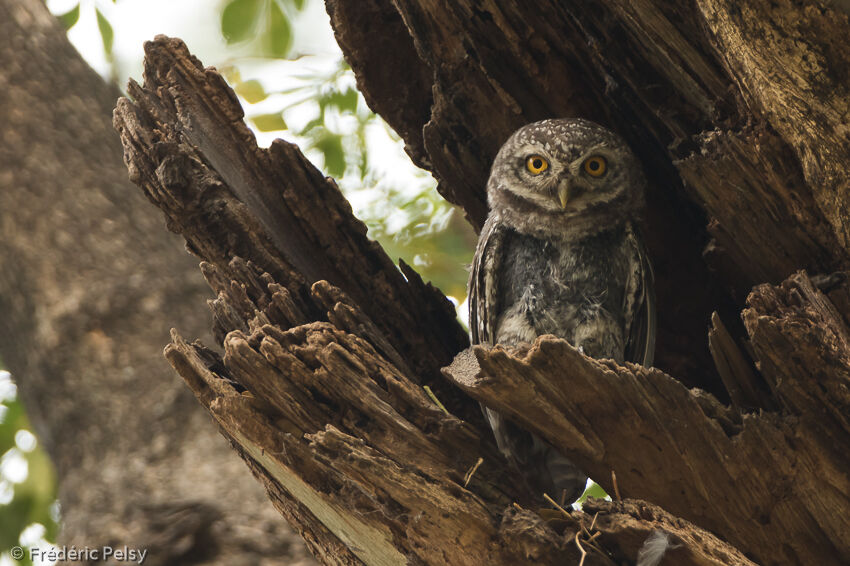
[486,118,647,240]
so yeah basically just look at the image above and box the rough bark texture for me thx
[446,272,850,565]
[0,0,313,563]
[106,0,850,564]
[114,37,759,565]
[325,5,850,560]
[327,0,850,389]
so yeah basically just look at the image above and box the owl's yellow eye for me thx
[525,155,549,175]
[583,155,607,177]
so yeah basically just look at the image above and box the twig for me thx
[611,470,622,501]
[423,385,450,415]
[575,531,587,566]
[543,492,572,518]
[463,457,484,487]
[579,511,603,553]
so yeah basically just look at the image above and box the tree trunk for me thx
[110,0,850,564]
[0,1,313,563]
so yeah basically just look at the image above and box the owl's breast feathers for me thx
[469,214,655,366]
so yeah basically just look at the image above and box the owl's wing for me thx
[471,214,595,504]
[468,214,507,345]
[624,225,657,367]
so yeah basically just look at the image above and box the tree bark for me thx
[446,272,850,565]
[327,0,850,388]
[0,1,313,563]
[109,30,847,565]
[106,0,850,565]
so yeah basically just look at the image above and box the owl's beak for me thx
[557,184,570,209]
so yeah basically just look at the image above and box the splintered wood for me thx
[114,36,765,566]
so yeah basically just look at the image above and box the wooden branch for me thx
[113,36,756,565]
[676,126,842,292]
[744,274,850,436]
[113,36,469,412]
[580,499,755,566]
[445,271,850,565]
[112,34,493,423]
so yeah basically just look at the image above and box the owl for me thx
[468,118,656,504]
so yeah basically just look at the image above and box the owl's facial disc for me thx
[502,141,620,213]
[486,118,646,238]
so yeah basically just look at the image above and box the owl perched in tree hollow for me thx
[468,118,656,504]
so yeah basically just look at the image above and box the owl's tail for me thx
[540,437,589,505]
[483,405,587,505]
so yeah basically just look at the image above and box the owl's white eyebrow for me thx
[514,143,551,156]
[583,144,611,154]
[573,144,613,160]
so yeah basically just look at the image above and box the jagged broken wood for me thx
[112,37,760,565]
[446,273,850,565]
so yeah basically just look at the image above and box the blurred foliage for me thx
[359,179,476,302]
[56,0,118,83]
[95,8,114,56]
[57,1,114,54]
[56,3,80,28]
[0,369,59,565]
[220,0,302,58]
[55,0,476,301]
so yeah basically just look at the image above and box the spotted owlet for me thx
[468,118,656,504]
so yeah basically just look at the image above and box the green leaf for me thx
[291,0,306,10]
[0,401,24,450]
[95,8,114,56]
[577,481,609,504]
[266,0,292,58]
[234,79,268,103]
[57,4,80,29]
[0,398,57,556]
[299,116,324,134]
[250,112,287,132]
[326,87,359,113]
[314,133,346,178]
[221,0,262,43]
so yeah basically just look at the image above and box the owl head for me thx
[487,118,646,238]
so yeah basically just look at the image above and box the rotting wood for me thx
[444,271,850,565]
[708,311,773,412]
[115,36,762,566]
